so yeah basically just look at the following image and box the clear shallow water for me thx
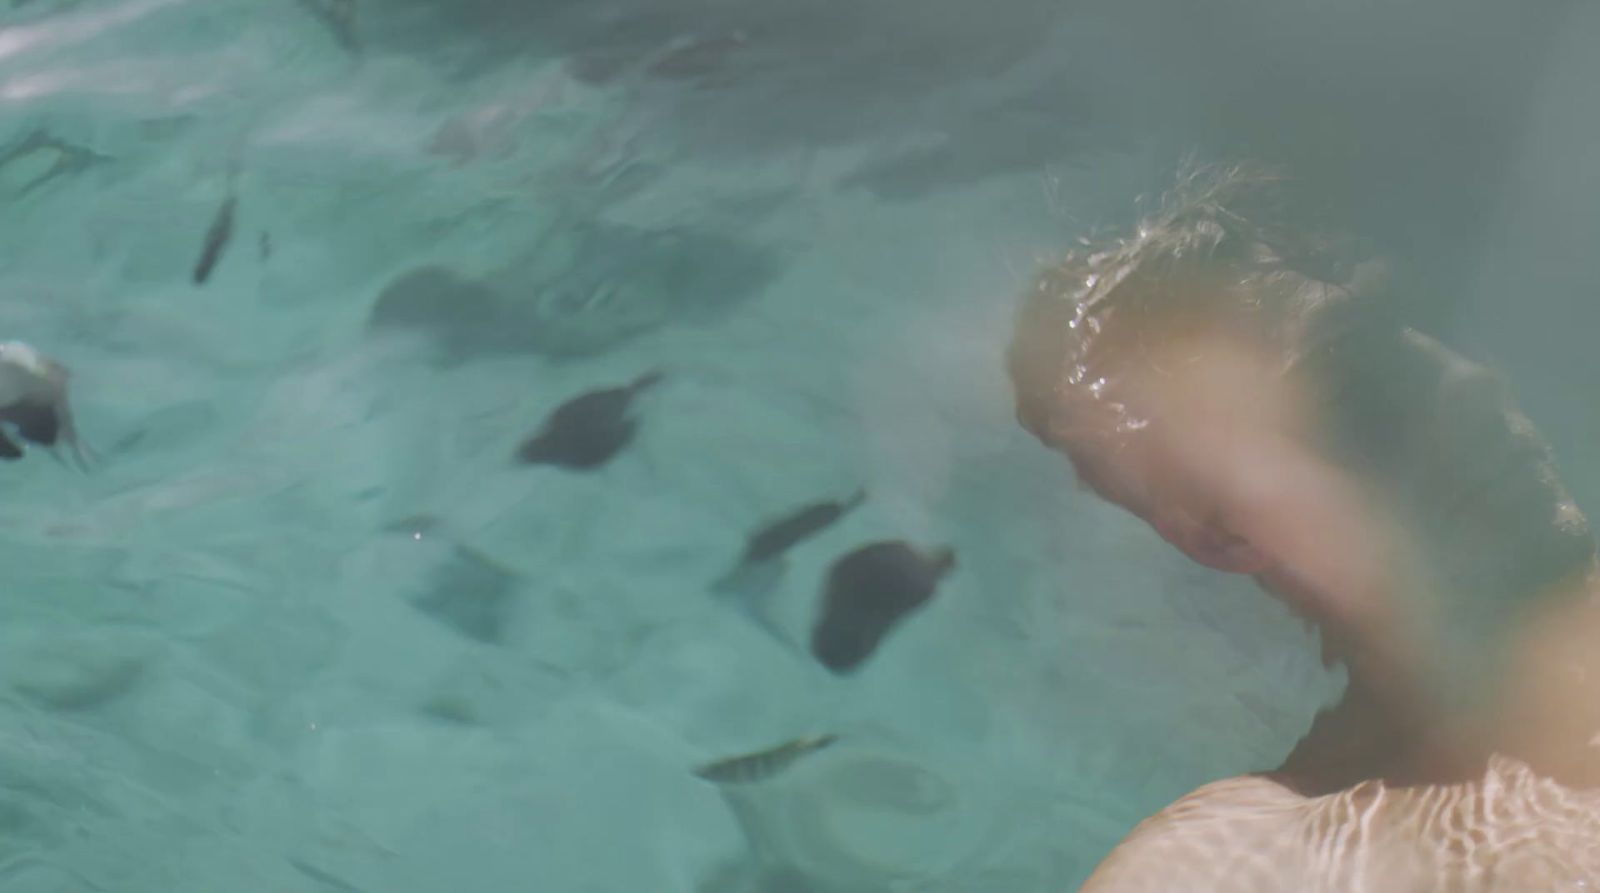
[0,0,1595,890]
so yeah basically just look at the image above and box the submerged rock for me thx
[721,489,867,573]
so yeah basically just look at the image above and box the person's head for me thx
[1006,164,1383,572]
[1008,162,1598,682]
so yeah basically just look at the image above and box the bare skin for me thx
[1044,328,1600,888]
[1079,754,1600,892]
[1047,331,1460,768]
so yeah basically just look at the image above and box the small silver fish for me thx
[693,734,838,785]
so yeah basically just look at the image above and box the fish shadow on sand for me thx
[409,545,520,645]
[366,220,783,364]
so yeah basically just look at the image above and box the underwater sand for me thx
[0,0,1596,890]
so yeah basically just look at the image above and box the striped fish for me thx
[693,734,839,785]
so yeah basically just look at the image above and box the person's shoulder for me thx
[1077,774,1308,892]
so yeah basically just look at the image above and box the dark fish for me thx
[513,372,663,470]
[192,195,236,285]
[693,734,838,785]
[810,541,956,674]
[710,490,868,645]
[741,489,867,566]
[259,231,272,261]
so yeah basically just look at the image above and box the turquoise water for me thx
[0,1,1596,890]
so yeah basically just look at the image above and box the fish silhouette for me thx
[693,734,838,785]
[810,541,956,674]
[711,489,869,648]
[513,372,663,470]
[712,488,867,592]
[742,489,868,567]
[192,195,236,285]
